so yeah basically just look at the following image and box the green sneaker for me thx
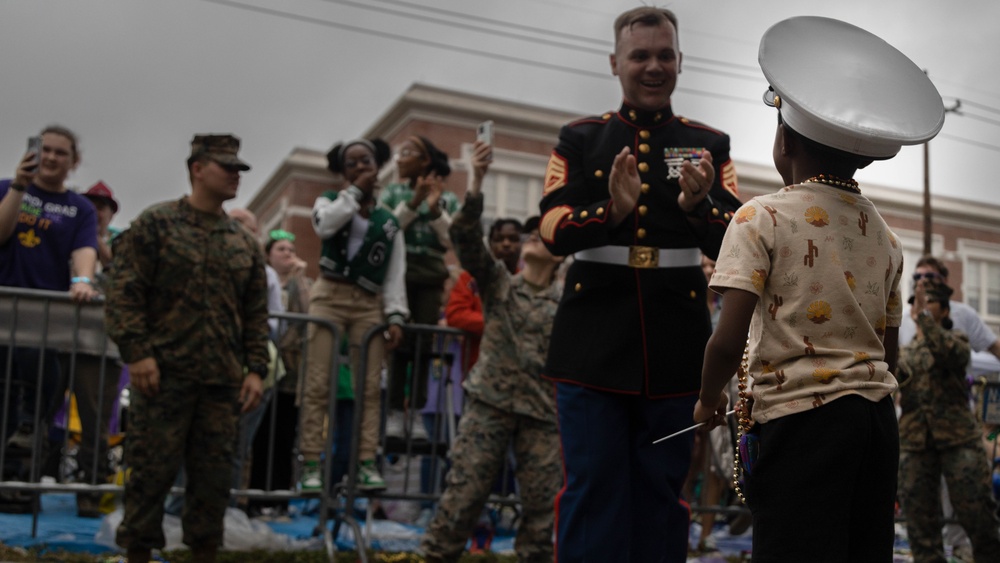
[357,460,386,491]
[299,460,322,493]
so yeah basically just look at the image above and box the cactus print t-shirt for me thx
[710,183,902,423]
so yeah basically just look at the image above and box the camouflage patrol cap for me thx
[190,134,251,171]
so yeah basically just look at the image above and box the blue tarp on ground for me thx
[0,493,930,562]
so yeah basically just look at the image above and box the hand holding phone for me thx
[26,136,43,170]
[476,120,494,161]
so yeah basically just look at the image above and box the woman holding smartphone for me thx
[379,136,458,436]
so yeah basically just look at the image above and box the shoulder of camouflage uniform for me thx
[127,200,181,231]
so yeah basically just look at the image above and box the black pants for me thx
[746,395,899,563]
[248,391,298,510]
[388,280,444,411]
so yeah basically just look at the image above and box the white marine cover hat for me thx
[759,16,945,159]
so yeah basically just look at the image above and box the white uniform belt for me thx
[573,246,701,269]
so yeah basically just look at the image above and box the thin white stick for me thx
[652,409,736,444]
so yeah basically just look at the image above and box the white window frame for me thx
[957,239,1000,334]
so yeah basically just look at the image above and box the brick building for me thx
[246,83,1000,336]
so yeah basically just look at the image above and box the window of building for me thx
[959,240,1000,335]
[965,257,1000,328]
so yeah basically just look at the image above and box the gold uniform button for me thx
[596,207,604,215]
[629,110,637,120]
[690,290,697,299]
[641,183,650,194]
[724,213,731,221]
[594,170,604,178]
[575,283,582,292]
[639,143,650,154]
[638,162,649,173]
[712,208,720,217]
[639,130,650,140]
[636,228,647,239]
[638,205,648,216]
[580,211,589,219]
[602,113,611,120]
[567,213,573,220]
[655,112,663,122]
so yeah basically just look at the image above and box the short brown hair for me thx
[915,255,949,279]
[613,7,679,49]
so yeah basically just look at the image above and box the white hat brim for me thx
[759,16,945,159]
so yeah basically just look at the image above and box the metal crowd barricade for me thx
[321,322,523,561]
[0,286,540,561]
[0,286,365,560]
[0,286,123,537]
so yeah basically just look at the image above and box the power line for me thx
[201,0,763,92]
[327,0,608,54]
[333,0,762,79]
[203,1,997,148]
[932,75,1000,108]
[938,133,1000,153]
[942,97,1000,127]
[959,111,1000,128]
[961,98,1000,116]
[364,0,611,49]
[201,0,610,80]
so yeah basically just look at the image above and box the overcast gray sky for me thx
[2,0,998,228]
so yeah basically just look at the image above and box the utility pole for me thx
[923,141,931,255]
[922,96,961,255]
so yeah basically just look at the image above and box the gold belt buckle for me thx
[628,245,659,268]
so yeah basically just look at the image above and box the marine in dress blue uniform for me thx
[538,8,742,562]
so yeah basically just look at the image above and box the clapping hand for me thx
[677,151,714,213]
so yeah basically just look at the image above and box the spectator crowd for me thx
[1,6,999,563]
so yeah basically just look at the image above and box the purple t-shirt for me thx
[0,179,98,291]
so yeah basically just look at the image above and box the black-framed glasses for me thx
[912,272,942,282]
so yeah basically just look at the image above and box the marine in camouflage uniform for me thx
[105,135,269,558]
[420,190,562,563]
[897,284,1000,563]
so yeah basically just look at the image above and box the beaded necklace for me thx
[801,173,861,194]
[732,341,752,504]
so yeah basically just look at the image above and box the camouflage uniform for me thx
[897,313,1000,563]
[105,196,269,551]
[420,192,562,563]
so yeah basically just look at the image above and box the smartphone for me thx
[476,120,494,161]
[26,136,43,169]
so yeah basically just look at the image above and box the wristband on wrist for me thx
[71,276,92,285]
[9,183,26,192]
